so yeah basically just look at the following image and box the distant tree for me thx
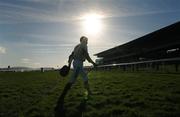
[41,67,44,72]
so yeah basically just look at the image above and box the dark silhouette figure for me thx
[54,36,96,117]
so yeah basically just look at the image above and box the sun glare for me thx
[82,13,103,35]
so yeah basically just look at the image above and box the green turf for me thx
[0,70,180,117]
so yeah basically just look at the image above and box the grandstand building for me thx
[95,22,180,65]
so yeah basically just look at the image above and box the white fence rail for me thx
[95,57,180,72]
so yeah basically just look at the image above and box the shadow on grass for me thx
[76,99,87,115]
[54,97,87,117]
[54,99,66,117]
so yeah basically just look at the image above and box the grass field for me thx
[0,70,180,117]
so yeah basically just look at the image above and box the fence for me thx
[95,57,180,73]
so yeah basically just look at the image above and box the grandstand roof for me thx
[95,21,180,58]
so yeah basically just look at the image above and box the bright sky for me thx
[0,0,180,68]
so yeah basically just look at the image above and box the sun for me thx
[82,13,103,35]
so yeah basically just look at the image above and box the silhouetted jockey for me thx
[55,36,97,113]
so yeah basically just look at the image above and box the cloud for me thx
[33,62,41,67]
[21,58,30,63]
[0,46,6,54]
[0,1,80,24]
[1,0,179,24]
[20,58,41,67]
